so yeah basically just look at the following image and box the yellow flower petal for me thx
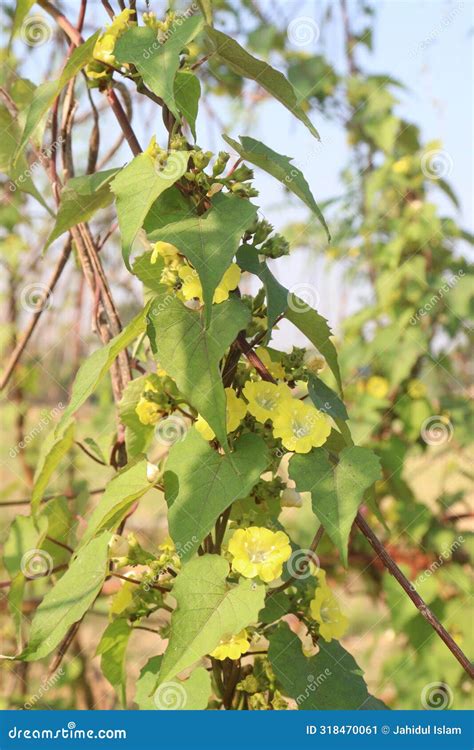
[243,381,293,423]
[228,526,291,583]
[272,399,331,453]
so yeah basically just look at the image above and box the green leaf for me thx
[197,0,213,25]
[3,515,48,642]
[286,301,342,394]
[205,27,319,139]
[157,555,265,685]
[145,186,192,234]
[21,532,111,661]
[164,430,269,559]
[16,32,100,160]
[31,420,75,515]
[45,169,118,249]
[174,71,201,140]
[79,458,152,547]
[119,376,155,458]
[96,618,131,706]
[149,192,257,323]
[114,17,204,118]
[0,106,51,213]
[289,446,381,566]
[148,296,250,449]
[11,0,36,38]
[307,373,348,421]
[268,622,385,709]
[57,305,150,433]
[236,246,288,334]
[224,135,329,240]
[135,656,211,710]
[111,150,189,269]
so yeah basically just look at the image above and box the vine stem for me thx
[355,513,474,679]
[238,333,474,679]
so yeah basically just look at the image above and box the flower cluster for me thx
[244,379,331,453]
[86,9,135,81]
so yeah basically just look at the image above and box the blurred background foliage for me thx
[0,0,472,709]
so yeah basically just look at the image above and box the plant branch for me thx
[355,512,474,679]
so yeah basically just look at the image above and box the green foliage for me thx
[150,193,257,321]
[205,27,319,139]
[157,555,265,686]
[1,0,470,714]
[268,623,384,709]
[223,135,329,240]
[290,447,381,566]
[148,296,250,448]
[164,430,269,558]
[46,170,118,249]
[20,532,111,661]
[115,16,204,119]
[111,150,189,268]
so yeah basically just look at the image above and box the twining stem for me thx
[355,513,474,679]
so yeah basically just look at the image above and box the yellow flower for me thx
[255,346,285,379]
[214,263,241,303]
[156,363,168,378]
[393,156,411,174]
[407,378,426,399]
[243,381,293,424]
[228,526,292,583]
[210,630,250,661]
[303,349,326,375]
[310,583,349,643]
[178,263,241,304]
[92,9,134,66]
[365,376,389,399]
[151,241,181,266]
[195,387,247,441]
[135,396,160,426]
[272,399,331,453]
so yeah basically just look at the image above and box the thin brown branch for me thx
[106,88,142,156]
[355,512,474,679]
[0,488,105,507]
[0,240,72,392]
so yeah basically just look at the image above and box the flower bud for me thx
[304,349,326,374]
[280,488,303,508]
[146,461,160,483]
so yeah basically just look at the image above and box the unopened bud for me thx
[280,488,303,508]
